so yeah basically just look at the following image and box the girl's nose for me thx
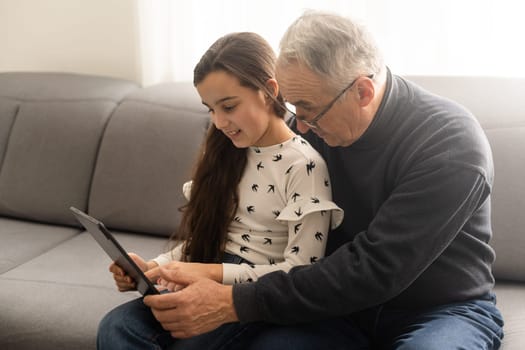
[212,112,229,129]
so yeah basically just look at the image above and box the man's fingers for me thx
[145,266,160,282]
[160,265,198,286]
[144,293,179,310]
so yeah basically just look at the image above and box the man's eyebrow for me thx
[288,99,313,109]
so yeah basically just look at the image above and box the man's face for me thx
[276,62,371,147]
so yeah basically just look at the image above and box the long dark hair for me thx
[176,32,286,263]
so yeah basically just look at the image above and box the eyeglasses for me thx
[285,74,374,129]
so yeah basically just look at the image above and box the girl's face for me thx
[196,70,283,148]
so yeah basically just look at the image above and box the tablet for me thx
[70,207,159,296]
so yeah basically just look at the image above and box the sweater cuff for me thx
[232,283,261,323]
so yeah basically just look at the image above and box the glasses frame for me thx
[288,74,374,129]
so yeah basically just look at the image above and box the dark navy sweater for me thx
[233,70,495,323]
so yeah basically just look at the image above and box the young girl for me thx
[97,32,342,350]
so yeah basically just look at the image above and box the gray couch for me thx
[0,72,523,349]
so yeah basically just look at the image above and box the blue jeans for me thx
[223,294,504,350]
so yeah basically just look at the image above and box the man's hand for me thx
[144,266,239,338]
[145,261,223,292]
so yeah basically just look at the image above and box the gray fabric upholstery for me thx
[0,72,138,101]
[0,98,19,167]
[494,282,525,350]
[0,73,139,225]
[0,217,79,274]
[0,72,523,349]
[89,83,209,236]
[486,128,525,281]
[0,101,117,225]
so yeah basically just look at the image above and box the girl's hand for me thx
[109,253,158,292]
[146,261,223,292]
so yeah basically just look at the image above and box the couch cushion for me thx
[485,127,525,281]
[0,72,137,101]
[89,82,209,236]
[0,280,137,350]
[493,282,525,350]
[0,72,139,226]
[0,217,79,274]
[0,229,167,350]
[0,101,115,225]
[1,230,167,286]
[0,98,19,167]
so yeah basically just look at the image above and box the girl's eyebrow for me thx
[201,96,239,108]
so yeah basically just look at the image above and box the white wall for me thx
[0,0,141,83]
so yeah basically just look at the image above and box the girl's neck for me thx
[254,118,296,147]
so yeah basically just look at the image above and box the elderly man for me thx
[144,11,504,350]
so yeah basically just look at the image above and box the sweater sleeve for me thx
[232,165,491,324]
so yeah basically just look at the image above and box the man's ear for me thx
[356,78,374,107]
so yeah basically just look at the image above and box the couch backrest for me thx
[0,73,138,226]
[88,82,209,236]
[405,76,525,282]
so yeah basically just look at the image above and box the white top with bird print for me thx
[153,135,343,285]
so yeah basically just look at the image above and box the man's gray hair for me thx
[278,10,384,92]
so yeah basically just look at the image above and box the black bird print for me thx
[268,258,276,265]
[311,197,320,204]
[272,210,280,217]
[292,192,300,202]
[300,139,308,145]
[294,223,302,234]
[291,246,300,254]
[264,238,272,245]
[273,154,282,161]
[310,256,318,264]
[285,165,294,175]
[246,278,253,282]
[320,210,327,216]
[234,216,242,223]
[306,160,316,175]
[267,184,275,193]
[240,246,249,253]
[324,179,330,187]
[294,207,303,217]
[257,161,264,170]
[254,147,261,153]
[315,232,324,241]
[251,184,259,192]
[242,234,250,242]
[247,206,255,213]
[248,262,255,268]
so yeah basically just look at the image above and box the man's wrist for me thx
[221,285,239,323]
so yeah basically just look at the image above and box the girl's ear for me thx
[265,78,279,98]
